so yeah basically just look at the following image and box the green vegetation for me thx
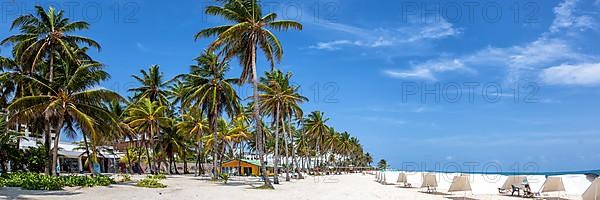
[146,174,167,180]
[219,173,230,184]
[135,178,167,188]
[377,159,388,170]
[0,172,114,190]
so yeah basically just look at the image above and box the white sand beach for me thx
[1,173,594,200]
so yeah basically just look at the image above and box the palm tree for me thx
[364,153,373,167]
[176,107,208,176]
[196,0,302,188]
[2,6,100,174]
[258,70,306,182]
[103,100,136,172]
[303,111,329,174]
[129,65,172,105]
[183,51,241,179]
[1,6,100,79]
[8,60,121,176]
[125,98,170,174]
[377,159,388,170]
[158,118,185,174]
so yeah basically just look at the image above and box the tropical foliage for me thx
[0,1,373,191]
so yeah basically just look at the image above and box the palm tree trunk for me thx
[144,131,153,174]
[315,141,320,175]
[195,141,201,176]
[44,54,55,175]
[210,112,218,180]
[51,116,64,176]
[237,142,242,175]
[251,43,273,188]
[273,103,280,184]
[82,133,94,174]
[281,114,290,181]
[44,122,51,175]
[183,149,188,174]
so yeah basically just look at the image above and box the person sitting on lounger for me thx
[523,184,533,197]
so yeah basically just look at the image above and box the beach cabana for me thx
[422,173,438,193]
[397,172,411,187]
[449,175,472,192]
[541,176,566,193]
[582,178,600,200]
[500,175,527,195]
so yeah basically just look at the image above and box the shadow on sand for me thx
[0,187,82,200]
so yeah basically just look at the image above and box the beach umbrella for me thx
[501,175,527,190]
[541,176,566,193]
[583,178,600,200]
[397,172,408,185]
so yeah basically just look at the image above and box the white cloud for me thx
[310,37,393,50]
[463,38,585,82]
[384,0,599,83]
[136,42,149,52]
[406,19,461,42]
[384,59,474,80]
[541,63,600,85]
[309,19,460,51]
[550,0,595,32]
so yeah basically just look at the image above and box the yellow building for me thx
[221,159,275,176]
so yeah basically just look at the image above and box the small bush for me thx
[219,173,230,184]
[135,178,166,188]
[146,174,166,180]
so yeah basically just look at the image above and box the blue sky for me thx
[1,0,600,172]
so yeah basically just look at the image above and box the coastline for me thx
[1,172,596,200]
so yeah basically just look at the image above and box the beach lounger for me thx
[511,185,521,196]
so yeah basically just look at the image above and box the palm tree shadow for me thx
[0,187,82,200]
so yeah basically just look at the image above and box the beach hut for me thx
[397,172,410,187]
[582,178,600,200]
[422,173,438,193]
[220,159,274,176]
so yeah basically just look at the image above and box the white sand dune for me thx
[0,173,592,200]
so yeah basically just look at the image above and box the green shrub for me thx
[146,174,166,180]
[0,172,114,190]
[135,178,166,188]
[219,173,230,184]
[61,175,114,187]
